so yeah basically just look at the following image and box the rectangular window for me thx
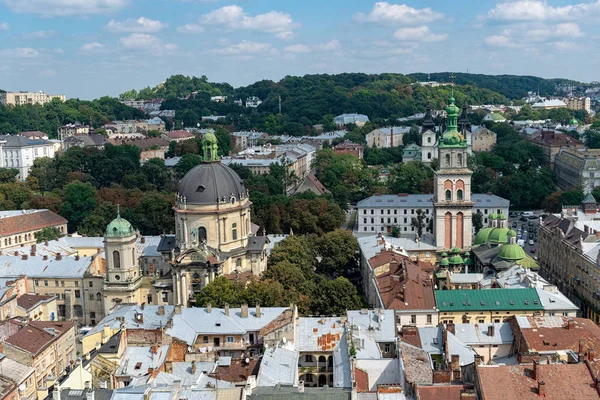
[75,281,79,287]
[203,336,209,343]
[371,218,374,224]
[88,281,93,288]
[363,210,366,215]
[387,210,390,214]
[305,355,313,363]
[55,280,59,286]
[404,209,407,214]
[387,218,390,223]
[394,210,397,214]
[363,218,367,223]
[75,290,80,299]
[411,209,414,214]
[411,315,416,324]
[61,281,65,287]
[364,227,367,231]
[380,218,384,223]
[384,343,391,353]
[404,218,407,223]
[35,280,39,286]
[426,314,432,324]
[371,210,374,214]
[426,209,429,214]
[381,209,384,214]
[90,312,96,319]
[44,280,48,287]
[394,218,397,223]
[227,336,234,343]
[404,227,407,231]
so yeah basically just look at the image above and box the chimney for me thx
[147,367,154,376]
[152,344,158,354]
[207,304,212,313]
[53,389,61,400]
[86,391,95,400]
[532,360,539,380]
[56,253,62,260]
[174,305,182,314]
[31,244,36,255]
[224,303,230,316]
[568,319,575,330]
[43,255,48,261]
[141,303,145,310]
[589,348,595,362]
[459,389,477,399]
[158,305,165,315]
[298,380,305,393]
[256,303,261,318]
[241,304,249,318]
[579,339,585,360]
[141,236,146,244]
[451,354,460,371]
[487,325,495,337]
[75,255,80,261]
[447,323,456,335]
[135,312,144,323]
[21,254,28,260]
[191,361,196,374]
[538,381,545,397]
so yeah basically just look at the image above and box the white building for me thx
[245,96,262,108]
[334,113,369,126]
[365,127,409,148]
[0,91,66,106]
[0,135,56,180]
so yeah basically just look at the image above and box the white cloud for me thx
[81,42,104,51]
[0,47,40,58]
[177,24,204,34]
[21,30,56,39]
[38,69,56,77]
[1,0,129,17]
[0,22,9,31]
[284,40,340,53]
[354,2,443,24]
[210,40,275,56]
[393,25,447,42]
[554,40,579,51]
[527,22,584,40]
[486,0,600,21]
[120,33,178,52]
[200,5,300,39]
[107,17,166,33]
[483,35,523,48]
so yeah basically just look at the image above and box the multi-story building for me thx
[333,140,364,159]
[57,124,90,140]
[161,130,194,143]
[0,354,36,400]
[436,288,543,324]
[3,321,76,399]
[356,194,509,235]
[245,96,262,108]
[365,127,408,148]
[527,130,584,167]
[0,135,56,180]
[471,127,497,153]
[16,294,58,321]
[334,113,369,126]
[0,209,67,251]
[0,91,65,106]
[563,96,591,113]
[554,148,600,192]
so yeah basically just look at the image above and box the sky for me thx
[0,0,599,100]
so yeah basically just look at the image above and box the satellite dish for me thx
[245,358,250,364]
[282,337,287,344]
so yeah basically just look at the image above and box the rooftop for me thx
[398,342,433,385]
[415,385,475,400]
[4,321,74,355]
[357,193,509,209]
[257,347,298,387]
[436,289,543,312]
[85,305,175,338]
[346,309,396,343]
[0,209,66,237]
[248,386,353,400]
[453,323,513,345]
[297,317,345,352]
[16,293,56,311]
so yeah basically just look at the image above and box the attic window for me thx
[481,301,486,306]
[509,300,515,305]
[495,301,500,306]
[534,300,539,304]
[433,338,439,345]
[215,323,221,327]
[196,185,205,193]
[442,302,447,307]
[524,300,529,305]
[134,362,142,370]
[450,301,454,306]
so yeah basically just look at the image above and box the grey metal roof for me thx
[118,345,170,377]
[357,193,509,208]
[257,347,298,387]
[0,254,93,279]
[356,233,437,261]
[0,135,53,148]
[452,323,513,345]
[418,326,443,355]
[0,354,34,384]
[346,310,395,343]
[178,162,247,205]
[166,307,289,346]
[297,317,345,352]
[249,386,353,399]
[61,389,113,400]
[157,235,176,253]
[446,332,477,366]
[85,305,175,339]
[333,331,352,388]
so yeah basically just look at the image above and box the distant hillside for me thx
[408,72,582,99]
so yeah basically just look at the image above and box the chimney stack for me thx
[589,348,595,362]
[256,303,261,318]
[56,253,62,260]
[191,361,196,374]
[224,303,230,316]
[538,381,545,397]
[174,305,182,314]
[75,255,80,261]
[147,367,154,376]
[487,325,495,337]
[21,254,28,260]
[43,255,48,261]
[579,339,585,361]
[141,236,146,244]
[207,304,212,313]
[241,304,249,318]
[141,303,145,310]
[158,305,165,315]
[533,360,539,380]
[568,319,575,330]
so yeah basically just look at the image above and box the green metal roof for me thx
[497,243,526,261]
[583,192,597,204]
[449,254,464,265]
[106,211,135,238]
[436,288,543,312]
[439,257,449,267]
[488,228,513,244]
[474,227,494,246]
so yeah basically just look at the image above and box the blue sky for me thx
[0,0,598,99]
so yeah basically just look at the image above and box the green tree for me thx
[196,276,240,307]
[215,127,232,156]
[473,211,484,234]
[0,169,18,184]
[316,229,359,277]
[60,181,97,232]
[311,277,363,316]
[131,192,174,235]
[78,202,118,236]
[388,162,433,194]
[411,208,426,238]
[34,227,62,243]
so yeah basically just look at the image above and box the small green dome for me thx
[488,228,510,244]
[446,95,460,116]
[498,213,507,220]
[464,257,473,266]
[474,227,494,246]
[106,212,135,238]
[449,254,464,265]
[497,243,526,261]
[439,257,449,267]
[570,117,579,125]
[442,131,462,145]
[489,213,497,220]
[451,247,460,253]
[203,131,218,144]
[441,252,448,257]
[507,230,517,238]
[464,251,470,257]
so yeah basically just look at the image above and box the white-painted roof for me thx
[257,346,298,387]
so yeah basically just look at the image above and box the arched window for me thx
[457,189,464,201]
[457,153,463,167]
[132,248,135,263]
[427,152,431,160]
[96,292,102,301]
[198,227,207,242]
[445,154,451,167]
[236,258,242,269]
[445,190,452,201]
[113,250,121,269]
[232,223,238,241]
[427,136,432,143]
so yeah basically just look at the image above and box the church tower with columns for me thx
[433,90,474,251]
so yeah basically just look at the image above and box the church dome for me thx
[449,254,464,265]
[178,162,247,206]
[488,228,511,244]
[474,227,494,246]
[106,212,135,238]
[497,243,526,262]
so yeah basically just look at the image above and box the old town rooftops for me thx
[436,288,543,312]
[85,304,176,338]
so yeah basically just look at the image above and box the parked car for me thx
[530,248,536,253]
[512,222,518,228]
[528,221,533,226]
[528,240,534,245]
[509,212,517,218]
[528,234,533,239]
[520,216,528,222]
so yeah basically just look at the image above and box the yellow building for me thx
[436,288,543,324]
[0,91,66,106]
[16,293,58,321]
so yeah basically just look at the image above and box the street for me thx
[507,213,541,258]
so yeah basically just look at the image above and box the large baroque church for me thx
[101,131,268,311]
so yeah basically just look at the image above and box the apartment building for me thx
[3,321,76,399]
[0,91,65,106]
[554,148,600,192]
[471,127,497,153]
[57,124,90,140]
[563,96,591,113]
[365,127,408,148]
[0,135,55,180]
[0,209,67,251]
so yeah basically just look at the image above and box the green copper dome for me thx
[497,213,507,220]
[570,117,579,125]
[439,257,449,267]
[507,230,517,238]
[441,90,466,147]
[497,243,526,262]
[489,213,498,220]
[441,252,448,257]
[106,211,135,238]
[449,254,464,265]
[474,227,494,245]
[488,228,511,244]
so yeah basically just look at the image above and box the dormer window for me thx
[196,185,205,193]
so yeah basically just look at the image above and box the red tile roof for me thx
[16,294,55,311]
[165,130,194,140]
[4,321,73,356]
[0,210,67,237]
[354,367,369,392]
[306,173,328,195]
[373,251,436,311]
[416,384,475,400]
[477,363,599,400]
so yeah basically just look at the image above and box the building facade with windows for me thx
[0,135,56,180]
[0,91,65,106]
[554,148,600,193]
